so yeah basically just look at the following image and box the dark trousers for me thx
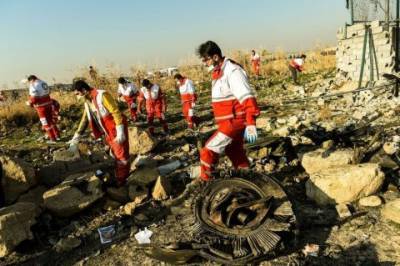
[289,65,298,84]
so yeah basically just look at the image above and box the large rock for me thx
[53,148,80,162]
[0,202,40,257]
[301,148,354,174]
[17,186,47,208]
[306,163,385,205]
[0,156,37,205]
[381,199,400,224]
[128,166,159,186]
[43,172,104,217]
[128,127,158,155]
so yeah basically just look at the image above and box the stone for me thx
[336,204,352,219]
[322,140,335,150]
[0,202,40,257]
[123,202,136,216]
[106,186,129,203]
[0,156,37,205]
[128,185,147,204]
[301,148,354,174]
[383,142,399,155]
[287,116,299,127]
[381,199,400,224]
[182,144,190,152]
[53,148,80,162]
[272,126,290,137]
[103,199,121,211]
[359,195,382,207]
[17,186,47,208]
[257,147,269,159]
[189,165,201,179]
[128,127,158,155]
[256,117,272,131]
[128,166,160,186]
[306,163,385,205]
[54,236,81,253]
[43,172,104,217]
[152,176,172,201]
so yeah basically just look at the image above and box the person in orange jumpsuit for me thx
[137,79,169,135]
[68,80,130,186]
[25,75,60,142]
[117,77,139,122]
[251,50,261,77]
[174,73,199,129]
[288,54,306,85]
[196,41,260,181]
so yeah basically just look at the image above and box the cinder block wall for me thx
[336,20,396,81]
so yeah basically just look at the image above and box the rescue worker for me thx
[137,79,169,135]
[288,54,306,85]
[50,98,61,137]
[196,41,260,181]
[250,50,261,77]
[25,75,60,142]
[68,80,130,186]
[174,73,199,129]
[117,77,139,122]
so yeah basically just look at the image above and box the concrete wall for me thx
[336,20,396,81]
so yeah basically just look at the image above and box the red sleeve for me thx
[242,97,260,125]
[29,96,37,105]
[159,88,167,111]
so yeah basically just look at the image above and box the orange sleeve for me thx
[242,97,260,125]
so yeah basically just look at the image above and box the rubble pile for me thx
[1,73,400,265]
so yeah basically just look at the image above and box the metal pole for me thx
[359,25,369,89]
[350,0,354,25]
[396,0,400,72]
[369,29,375,82]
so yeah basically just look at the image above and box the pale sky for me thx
[0,0,349,88]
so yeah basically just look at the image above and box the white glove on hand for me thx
[244,125,258,144]
[114,125,126,144]
[67,133,80,146]
[191,102,196,108]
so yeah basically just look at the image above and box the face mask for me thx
[207,65,215,72]
[176,81,180,85]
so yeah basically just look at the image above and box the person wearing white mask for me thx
[68,80,130,186]
[196,41,260,182]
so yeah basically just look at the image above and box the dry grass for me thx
[0,46,336,125]
[318,104,333,120]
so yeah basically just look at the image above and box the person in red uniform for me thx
[174,73,199,129]
[196,41,260,181]
[117,77,139,122]
[137,79,169,136]
[250,50,261,77]
[288,54,306,85]
[68,80,130,186]
[25,75,60,142]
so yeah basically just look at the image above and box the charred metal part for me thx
[190,173,297,265]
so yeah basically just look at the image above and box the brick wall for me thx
[336,20,396,81]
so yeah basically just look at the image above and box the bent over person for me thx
[25,75,60,143]
[68,80,130,186]
[196,41,260,181]
[137,79,169,135]
[117,77,139,122]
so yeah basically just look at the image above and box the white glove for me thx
[114,125,126,144]
[244,125,258,144]
[67,133,80,146]
[191,102,196,108]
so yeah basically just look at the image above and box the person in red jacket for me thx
[196,41,260,181]
[117,77,139,122]
[288,54,306,85]
[250,50,261,77]
[137,79,169,136]
[174,73,199,129]
[68,80,130,186]
[25,75,60,142]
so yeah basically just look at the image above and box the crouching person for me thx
[68,80,130,186]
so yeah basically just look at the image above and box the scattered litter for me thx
[135,227,153,244]
[97,225,116,244]
[302,243,320,257]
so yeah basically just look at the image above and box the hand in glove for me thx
[244,125,257,144]
[114,125,126,144]
[67,133,80,152]
[191,102,196,108]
